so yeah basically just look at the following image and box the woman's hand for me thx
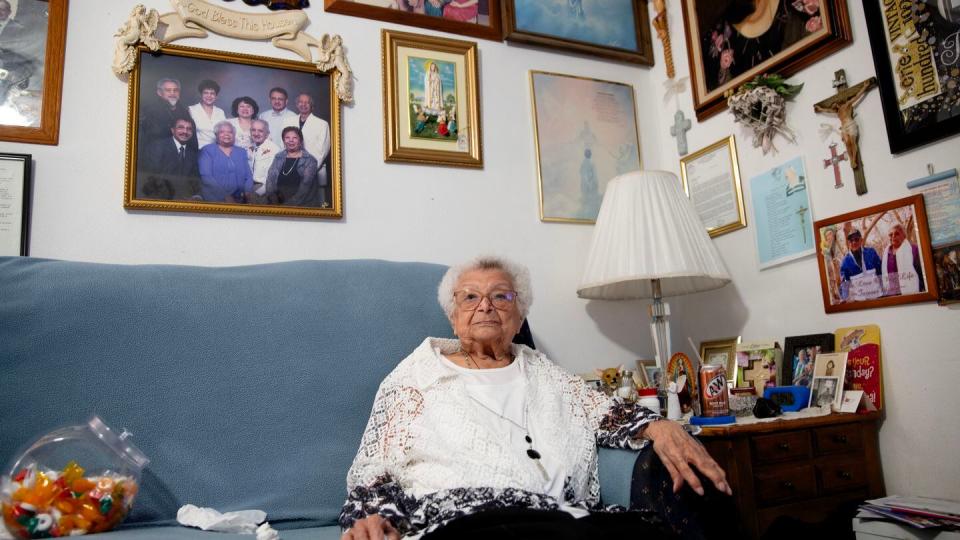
[643,419,732,496]
[341,515,400,540]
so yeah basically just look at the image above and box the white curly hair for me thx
[437,255,533,320]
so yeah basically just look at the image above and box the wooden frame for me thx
[0,0,68,145]
[0,152,31,256]
[324,0,502,41]
[530,70,642,223]
[699,336,740,387]
[382,29,482,168]
[124,44,342,218]
[680,135,745,238]
[781,333,834,389]
[862,1,960,154]
[814,195,938,313]
[680,0,851,121]
[502,0,653,65]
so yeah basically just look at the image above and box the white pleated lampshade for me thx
[577,170,731,299]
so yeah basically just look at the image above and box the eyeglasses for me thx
[453,289,518,310]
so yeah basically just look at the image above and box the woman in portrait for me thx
[442,0,479,22]
[821,226,842,303]
[338,256,730,540]
[265,126,320,207]
[228,96,260,155]
[701,0,822,90]
[198,121,254,203]
[188,79,226,148]
[422,61,444,115]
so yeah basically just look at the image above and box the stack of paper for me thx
[858,495,960,530]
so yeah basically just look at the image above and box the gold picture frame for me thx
[123,44,343,218]
[530,70,642,224]
[0,0,69,145]
[680,136,746,238]
[699,336,741,387]
[381,29,482,168]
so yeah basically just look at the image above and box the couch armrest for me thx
[597,446,640,507]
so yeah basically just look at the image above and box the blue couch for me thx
[0,257,644,539]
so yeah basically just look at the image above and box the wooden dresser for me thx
[699,411,885,538]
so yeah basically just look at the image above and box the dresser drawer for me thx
[754,464,817,505]
[752,431,811,464]
[814,424,863,455]
[817,459,867,493]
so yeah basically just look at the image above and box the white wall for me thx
[2,0,956,500]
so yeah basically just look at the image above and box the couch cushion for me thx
[0,257,453,527]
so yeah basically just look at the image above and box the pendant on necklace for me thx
[524,434,541,460]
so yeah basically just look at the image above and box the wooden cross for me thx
[814,69,877,196]
[822,143,847,189]
[670,110,691,155]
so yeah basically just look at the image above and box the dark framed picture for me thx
[324,0,502,41]
[680,0,852,120]
[124,44,342,218]
[0,0,68,145]
[781,333,834,389]
[809,375,840,409]
[814,195,938,313]
[0,152,31,256]
[502,0,653,65]
[863,1,960,153]
[933,241,960,305]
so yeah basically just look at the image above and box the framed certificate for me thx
[679,135,745,237]
[0,153,31,256]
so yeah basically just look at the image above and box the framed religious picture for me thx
[814,195,939,313]
[382,30,482,168]
[0,0,68,145]
[699,336,740,387]
[863,1,960,154]
[501,0,654,65]
[680,0,852,120]
[324,0,502,41]
[680,135,746,238]
[529,70,641,223]
[0,152,31,256]
[124,44,343,218]
[781,333,834,390]
[933,242,960,305]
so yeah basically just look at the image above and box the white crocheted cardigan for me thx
[341,338,659,535]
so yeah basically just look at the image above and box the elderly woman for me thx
[227,96,259,154]
[188,79,226,148]
[198,121,254,203]
[339,256,730,540]
[264,126,320,207]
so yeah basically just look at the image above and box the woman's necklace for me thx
[281,157,299,175]
[459,348,542,462]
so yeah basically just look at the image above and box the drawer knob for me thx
[778,442,791,451]
[838,471,852,480]
[833,434,848,444]
[781,481,795,490]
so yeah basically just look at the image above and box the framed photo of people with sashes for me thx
[814,195,938,313]
[863,1,960,154]
[530,70,641,223]
[382,29,482,168]
[0,0,68,145]
[501,0,654,65]
[324,0,502,41]
[680,0,852,121]
[124,44,343,219]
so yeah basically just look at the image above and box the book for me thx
[835,324,883,411]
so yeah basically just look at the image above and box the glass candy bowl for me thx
[1,417,149,538]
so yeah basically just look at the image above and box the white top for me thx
[258,108,298,147]
[188,103,226,148]
[248,138,281,194]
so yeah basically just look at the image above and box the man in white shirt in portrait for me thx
[259,86,298,148]
[247,119,280,202]
[295,92,331,204]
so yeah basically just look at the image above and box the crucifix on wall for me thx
[814,69,877,196]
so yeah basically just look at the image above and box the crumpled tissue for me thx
[177,504,278,538]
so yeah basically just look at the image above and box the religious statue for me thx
[112,4,160,76]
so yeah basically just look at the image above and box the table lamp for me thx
[576,170,731,383]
